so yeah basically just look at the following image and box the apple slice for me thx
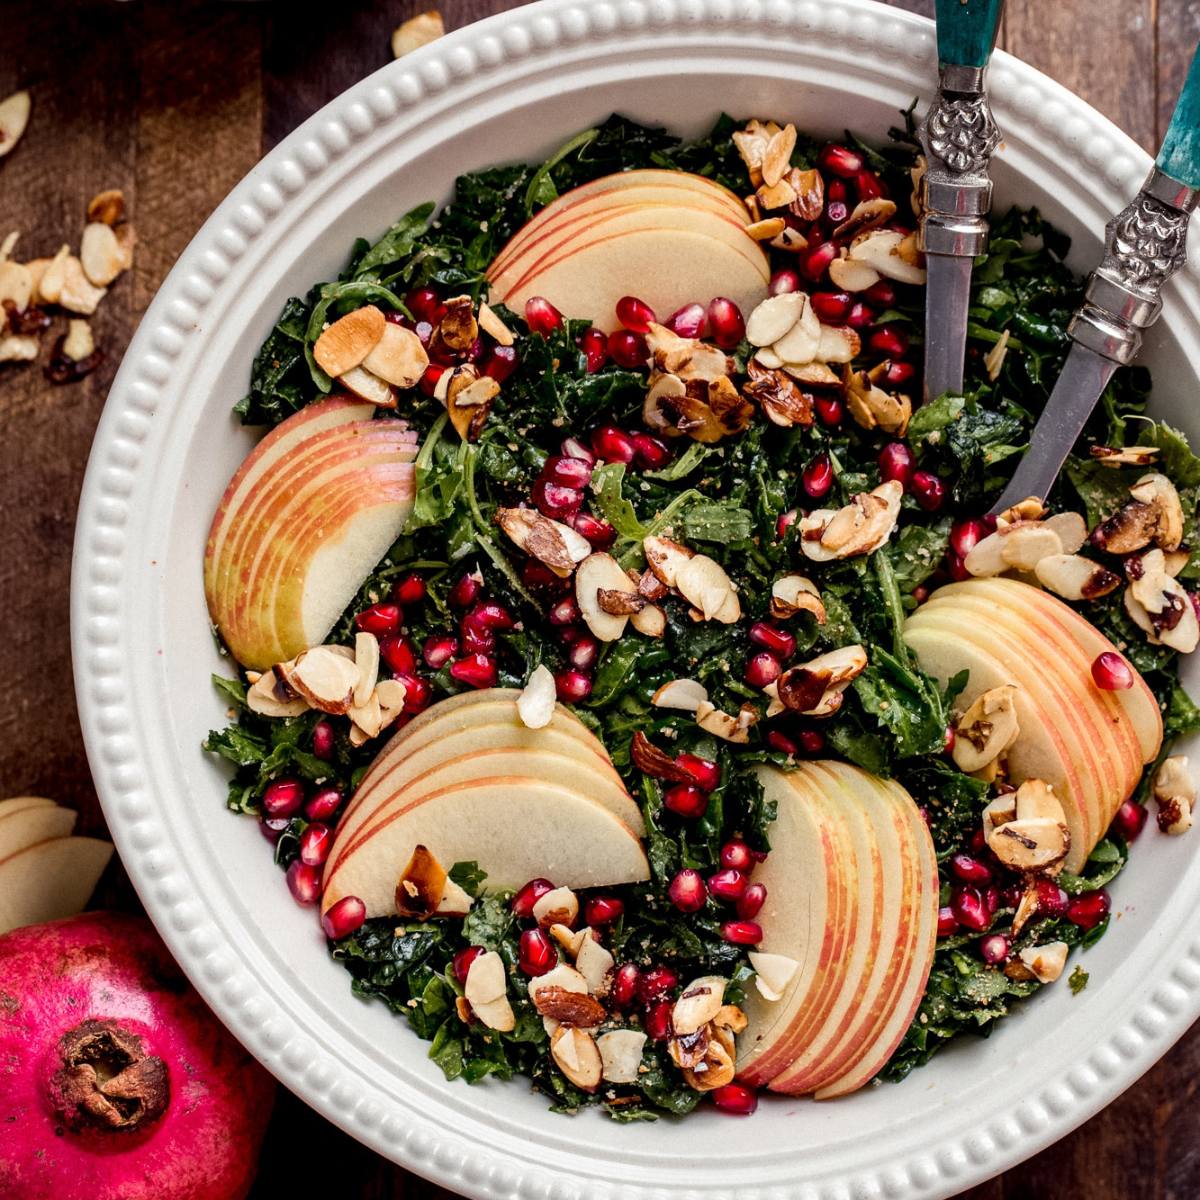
[321,776,649,918]
[0,796,56,818]
[0,837,114,935]
[0,804,76,860]
[205,413,417,668]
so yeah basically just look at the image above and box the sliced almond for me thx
[339,364,397,409]
[80,222,125,287]
[761,123,797,188]
[597,588,646,616]
[113,223,136,270]
[672,976,726,1035]
[284,645,361,714]
[58,257,106,315]
[245,668,309,718]
[652,677,709,713]
[748,951,799,1002]
[953,685,1019,774]
[775,645,868,715]
[984,329,1011,382]
[844,366,910,436]
[312,305,386,377]
[695,700,756,743]
[0,91,31,159]
[497,507,591,578]
[87,189,126,226]
[987,780,1070,875]
[0,335,33,362]
[575,934,615,995]
[644,323,730,381]
[361,322,429,388]
[532,886,579,928]
[1128,550,1200,652]
[1090,445,1160,469]
[1041,511,1087,553]
[784,360,841,386]
[816,324,861,364]
[679,1034,735,1092]
[757,176,798,211]
[643,535,694,587]
[517,664,556,729]
[477,302,514,346]
[353,632,380,707]
[1165,549,1191,577]
[846,228,927,284]
[789,167,824,222]
[1130,473,1185,551]
[832,197,897,241]
[392,10,445,57]
[446,369,500,440]
[745,292,807,348]
[674,554,740,623]
[548,923,589,957]
[375,677,408,728]
[576,552,638,640]
[799,481,903,562]
[348,689,383,739]
[550,1026,602,1092]
[464,948,507,1005]
[0,231,17,262]
[394,844,448,919]
[0,260,33,313]
[62,319,95,362]
[999,523,1063,571]
[770,574,826,622]
[437,295,478,352]
[772,299,822,365]
[597,1030,647,1084]
[630,602,666,637]
[963,530,1006,577]
[1091,497,1161,555]
[745,217,787,241]
[1154,756,1197,835]
[1034,553,1121,601]
[1018,941,1069,984]
[471,994,516,1032]
[35,245,71,305]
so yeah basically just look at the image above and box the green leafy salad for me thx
[204,112,1200,1119]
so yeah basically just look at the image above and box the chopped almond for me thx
[0,91,31,159]
[80,222,126,287]
[391,10,445,58]
[517,664,556,729]
[58,257,107,315]
[62,319,95,362]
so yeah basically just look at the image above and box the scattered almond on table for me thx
[391,10,444,58]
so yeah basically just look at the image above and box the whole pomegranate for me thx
[0,912,275,1200]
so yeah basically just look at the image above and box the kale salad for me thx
[203,112,1200,1119]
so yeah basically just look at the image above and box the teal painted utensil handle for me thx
[1158,44,1200,189]
[935,0,1004,70]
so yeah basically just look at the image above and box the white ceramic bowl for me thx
[73,2,1200,1196]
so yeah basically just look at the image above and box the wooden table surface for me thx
[2,1,1198,1195]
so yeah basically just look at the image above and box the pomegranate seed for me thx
[795,730,824,755]
[846,301,875,328]
[610,963,640,1009]
[800,241,837,282]
[1001,884,1023,908]
[777,508,799,537]
[549,597,581,626]
[579,326,608,373]
[950,853,993,885]
[460,613,494,656]
[1113,799,1148,841]
[950,887,992,932]
[453,945,486,985]
[406,287,442,322]
[644,998,674,1040]
[473,601,515,630]
[391,573,425,608]
[512,878,554,918]
[481,344,520,382]
[707,297,746,348]
[708,868,748,902]
[737,882,767,919]
[663,783,709,819]
[286,860,321,906]
[311,720,335,761]
[524,295,563,336]
[884,360,915,388]
[668,868,707,912]
[869,325,909,358]
[355,602,402,636]
[720,920,763,945]
[969,827,988,854]
[825,197,850,226]
[947,551,971,582]
[980,934,1010,965]
[911,471,946,512]
[856,169,884,202]
[638,965,679,1004]
[675,753,720,793]
[766,729,799,756]
[522,559,561,591]
[1067,889,1111,930]
[745,651,782,688]
[304,786,342,822]
[1033,879,1069,920]
[1092,651,1134,691]
[262,778,304,819]
[449,571,482,610]
[395,673,432,714]
[591,425,636,465]
[569,510,617,549]
[711,1083,758,1115]
[616,295,656,333]
[913,585,929,604]
[321,896,366,940]
[568,636,599,672]
[819,143,864,177]
[769,267,801,296]
[560,436,595,466]
[720,840,754,872]
[607,329,648,369]
[533,478,584,520]
[542,454,594,490]
[811,290,852,322]
[666,302,706,338]
[632,432,672,470]
[802,451,834,499]
[815,396,843,427]
[380,633,418,676]
[556,667,593,702]
[423,634,459,669]
[418,363,446,396]
[584,895,624,926]
[950,518,987,559]
[299,822,332,867]
[877,441,915,486]
[518,927,558,975]
[937,906,960,937]
[449,653,497,689]
[259,814,289,843]
[863,279,896,306]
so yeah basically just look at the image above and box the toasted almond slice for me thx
[548,923,589,957]
[652,678,709,712]
[394,844,448,919]
[80,222,125,287]
[748,951,799,1002]
[245,668,309,718]
[847,228,927,284]
[1131,472,1185,551]
[984,329,1010,382]
[695,700,755,744]
[776,646,868,715]
[597,1030,647,1084]
[362,322,429,388]
[464,948,507,1005]
[446,370,500,440]
[963,529,1006,577]
[988,787,1070,875]
[286,645,361,714]
[1018,941,1068,984]
[337,364,396,408]
[1039,511,1087,554]
[348,690,383,739]
[58,257,106,315]
[772,300,821,365]
[375,677,408,728]
[816,324,861,364]
[0,91,31,159]
[471,994,517,1032]
[576,552,637,640]
[761,124,797,188]
[1034,553,1121,601]
[392,9,445,57]
[982,793,1018,843]
[754,347,784,369]
[832,197,897,241]
[783,360,841,386]
[517,664,556,729]
[0,260,33,312]
[0,231,17,262]
[672,976,727,1035]
[313,305,386,377]
[1014,777,1067,824]
[550,1026,602,1092]
[757,176,798,211]
[437,295,478,352]
[745,292,807,348]
[0,334,38,362]
[745,217,787,241]
[477,301,514,346]
[87,189,126,226]
[575,934,615,995]
[770,224,809,253]
[1090,445,1160,468]
[1092,497,1160,555]
[353,632,380,707]
[532,886,579,928]
[62,319,95,362]
[498,507,591,578]
[999,524,1063,571]
[1154,756,1197,835]
[1165,549,1191,576]
[630,602,666,637]
[674,554,740,623]
[643,535,694,587]
[802,481,902,561]
[36,245,71,305]
[953,685,1019,773]
[770,573,826,622]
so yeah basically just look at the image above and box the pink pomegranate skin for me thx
[0,912,275,1200]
